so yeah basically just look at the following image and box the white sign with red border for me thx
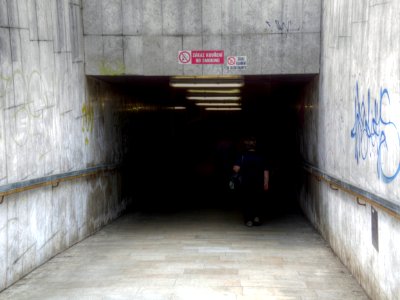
[226,56,247,70]
[178,51,192,64]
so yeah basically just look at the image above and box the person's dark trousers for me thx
[240,190,264,224]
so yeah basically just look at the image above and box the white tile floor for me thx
[0,209,369,300]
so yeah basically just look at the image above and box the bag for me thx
[229,173,242,190]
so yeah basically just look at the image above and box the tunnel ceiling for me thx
[93,74,316,114]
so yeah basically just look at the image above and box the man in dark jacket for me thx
[233,136,269,226]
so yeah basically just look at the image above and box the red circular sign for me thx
[227,56,236,66]
[178,51,191,64]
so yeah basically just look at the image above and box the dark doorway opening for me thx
[95,75,315,218]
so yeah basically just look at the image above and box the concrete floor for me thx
[0,209,369,300]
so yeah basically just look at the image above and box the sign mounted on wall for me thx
[226,56,247,70]
[178,50,225,65]
[178,51,192,64]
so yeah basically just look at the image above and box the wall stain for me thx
[82,100,94,145]
[99,60,126,76]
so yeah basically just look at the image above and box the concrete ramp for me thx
[0,209,368,300]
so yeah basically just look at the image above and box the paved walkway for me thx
[0,209,369,300]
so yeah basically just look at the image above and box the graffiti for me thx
[0,70,50,146]
[265,19,300,33]
[350,82,400,183]
[82,101,94,145]
[0,70,49,116]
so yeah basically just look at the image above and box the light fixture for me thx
[172,75,242,80]
[171,83,243,88]
[195,103,241,107]
[170,76,244,88]
[205,107,242,111]
[187,96,241,101]
[187,89,241,94]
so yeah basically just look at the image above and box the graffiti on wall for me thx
[350,82,400,183]
[1,69,96,151]
[0,70,50,146]
[265,19,300,33]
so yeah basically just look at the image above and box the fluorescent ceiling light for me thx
[170,76,244,88]
[205,107,242,111]
[172,75,242,80]
[171,83,243,88]
[195,103,241,107]
[171,106,186,110]
[187,96,241,101]
[187,89,241,94]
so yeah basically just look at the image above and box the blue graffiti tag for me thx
[350,82,400,183]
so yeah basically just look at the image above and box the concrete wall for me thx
[298,1,400,299]
[0,1,125,291]
[82,0,321,76]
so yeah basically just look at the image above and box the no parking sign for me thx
[227,56,247,70]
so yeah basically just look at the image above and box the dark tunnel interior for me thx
[96,75,315,217]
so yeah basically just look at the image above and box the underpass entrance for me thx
[97,75,315,214]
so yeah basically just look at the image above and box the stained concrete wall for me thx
[82,0,321,76]
[298,1,400,299]
[0,1,125,292]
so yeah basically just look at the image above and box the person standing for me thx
[232,136,270,227]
